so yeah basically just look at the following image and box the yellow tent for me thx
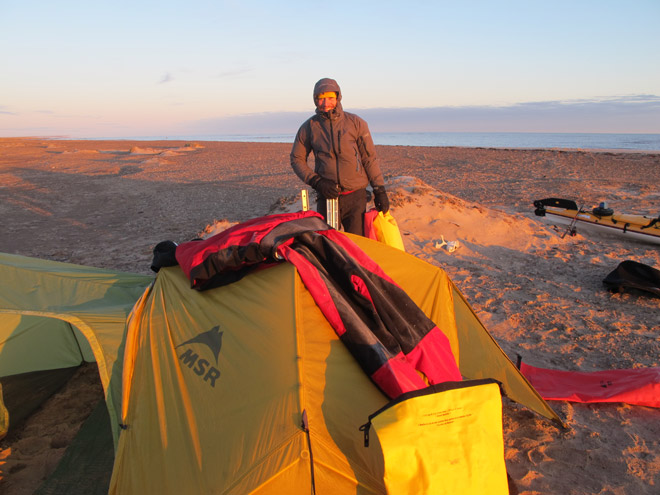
[110,233,559,494]
[0,232,560,494]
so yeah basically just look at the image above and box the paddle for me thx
[561,203,584,238]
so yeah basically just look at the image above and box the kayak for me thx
[533,198,660,245]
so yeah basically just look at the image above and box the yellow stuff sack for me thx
[372,211,405,251]
[361,379,508,495]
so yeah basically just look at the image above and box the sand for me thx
[1,137,659,494]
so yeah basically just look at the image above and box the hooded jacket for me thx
[290,78,385,192]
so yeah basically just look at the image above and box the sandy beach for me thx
[1,137,659,494]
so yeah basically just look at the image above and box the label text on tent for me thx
[175,326,224,388]
[179,349,221,387]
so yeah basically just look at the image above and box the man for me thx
[290,77,389,235]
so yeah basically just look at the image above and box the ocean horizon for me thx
[81,131,660,152]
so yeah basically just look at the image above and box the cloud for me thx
[366,95,660,133]
[182,95,660,135]
[159,72,174,84]
[579,94,660,104]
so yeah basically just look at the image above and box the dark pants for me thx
[317,189,366,236]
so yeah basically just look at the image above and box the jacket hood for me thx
[313,77,342,104]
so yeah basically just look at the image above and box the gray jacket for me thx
[290,78,385,192]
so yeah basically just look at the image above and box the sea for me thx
[132,132,660,152]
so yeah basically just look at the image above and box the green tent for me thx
[0,252,152,441]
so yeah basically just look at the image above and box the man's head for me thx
[313,78,341,113]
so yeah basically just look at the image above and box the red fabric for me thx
[364,208,379,241]
[404,328,463,387]
[351,274,374,304]
[278,243,348,337]
[520,363,660,408]
[176,211,323,279]
[370,352,430,398]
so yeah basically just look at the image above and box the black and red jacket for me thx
[175,211,461,399]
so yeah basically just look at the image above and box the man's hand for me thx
[373,186,390,212]
[310,177,339,199]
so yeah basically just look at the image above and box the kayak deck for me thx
[533,198,660,244]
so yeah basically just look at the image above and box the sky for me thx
[1,0,659,138]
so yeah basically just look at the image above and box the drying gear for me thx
[176,211,462,399]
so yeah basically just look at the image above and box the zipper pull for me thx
[359,421,371,447]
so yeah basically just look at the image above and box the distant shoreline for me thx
[3,135,660,154]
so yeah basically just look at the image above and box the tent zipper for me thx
[359,420,372,447]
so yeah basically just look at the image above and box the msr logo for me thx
[176,326,223,388]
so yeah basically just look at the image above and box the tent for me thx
[0,231,560,494]
[0,252,152,442]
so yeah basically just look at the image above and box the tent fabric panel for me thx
[111,264,309,494]
[0,315,86,376]
[114,284,153,428]
[0,252,151,285]
[0,253,150,313]
[294,271,388,493]
[311,458,385,495]
[450,286,562,424]
[113,427,310,495]
[0,309,119,403]
[234,451,312,494]
[68,325,95,362]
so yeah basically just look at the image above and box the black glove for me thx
[310,176,339,199]
[373,186,390,213]
[150,240,179,272]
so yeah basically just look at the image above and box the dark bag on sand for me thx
[603,260,660,297]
